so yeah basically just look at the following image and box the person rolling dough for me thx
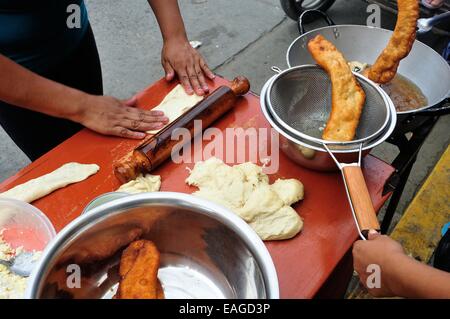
[0,0,215,161]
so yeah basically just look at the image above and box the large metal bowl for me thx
[25,193,279,299]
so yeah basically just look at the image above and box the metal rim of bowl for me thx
[82,192,129,214]
[25,192,280,299]
[260,74,397,153]
[265,65,392,147]
[285,24,450,115]
[286,25,398,69]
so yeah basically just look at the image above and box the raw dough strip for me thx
[0,163,99,203]
[147,84,203,134]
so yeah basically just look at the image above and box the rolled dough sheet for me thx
[0,163,99,203]
[117,174,161,194]
[186,157,305,241]
[148,84,204,134]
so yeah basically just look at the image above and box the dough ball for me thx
[186,157,305,241]
[236,162,269,187]
[237,185,284,222]
[271,179,304,206]
[296,145,316,160]
[186,158,250,209]
[249,206,303,241]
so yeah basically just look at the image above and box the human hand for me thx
[162,37,215,96]
[352,232,406,297]
[76,95,169,139]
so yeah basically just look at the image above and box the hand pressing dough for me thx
[186,157,304,241]
[117,174,161,194]
[148,84,204,134]
[0,163,99,203]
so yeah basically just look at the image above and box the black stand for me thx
[380,115,441,233]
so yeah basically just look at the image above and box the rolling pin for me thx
[114,76,250,184]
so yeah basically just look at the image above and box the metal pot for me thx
[260,74,397,171]
[286,10,450,116]
[26,192,279,299]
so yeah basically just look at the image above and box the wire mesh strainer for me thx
[262,65,396,239]
[266,65,390,148]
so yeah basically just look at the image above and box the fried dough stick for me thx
[308,35,366,142]
[367,0,419,84]
[117,240,163,299]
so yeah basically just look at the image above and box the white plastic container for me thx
[0,198,56,251]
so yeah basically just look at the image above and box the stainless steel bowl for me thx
[260,74,397,171]
[26,193,279,299]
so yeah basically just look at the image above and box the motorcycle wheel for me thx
[280,0,336,22]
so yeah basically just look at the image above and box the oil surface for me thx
[381,74,428,112]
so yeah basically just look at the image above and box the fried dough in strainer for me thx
[308,35,366,142]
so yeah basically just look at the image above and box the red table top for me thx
[0,76,394,299]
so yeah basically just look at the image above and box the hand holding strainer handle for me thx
[342,166,380,238]
[324,144,380,239]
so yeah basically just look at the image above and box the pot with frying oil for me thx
[349,62,428,113]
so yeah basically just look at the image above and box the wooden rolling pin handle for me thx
[114,76,250,184]
[114,151,151,185]
[230,76,251,96]
[342,166,380,238]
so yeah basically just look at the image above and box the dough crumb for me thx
[186,157,305,240]
[117,174,161,194]
[0,234,41,299]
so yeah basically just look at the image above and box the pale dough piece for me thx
[271,179,304,206]
[235,162,269,187]
[296,145,316,160]
[0,163,99,203]
[236,184,285,222]
[186,157,252,210]
[186,157,304,241]
[147,84,204,134]
[117,174,161,194]
[249,206,303,241]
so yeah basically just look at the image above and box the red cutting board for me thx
[0,76,394,298]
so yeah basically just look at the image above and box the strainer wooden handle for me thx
[342,166,380,238]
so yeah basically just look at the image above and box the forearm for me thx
[0,54,87,122]
[387,254,450,298]
[147,0,188,42]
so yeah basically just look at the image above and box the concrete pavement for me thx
[0,0,285,180]
[0,0,448,232]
